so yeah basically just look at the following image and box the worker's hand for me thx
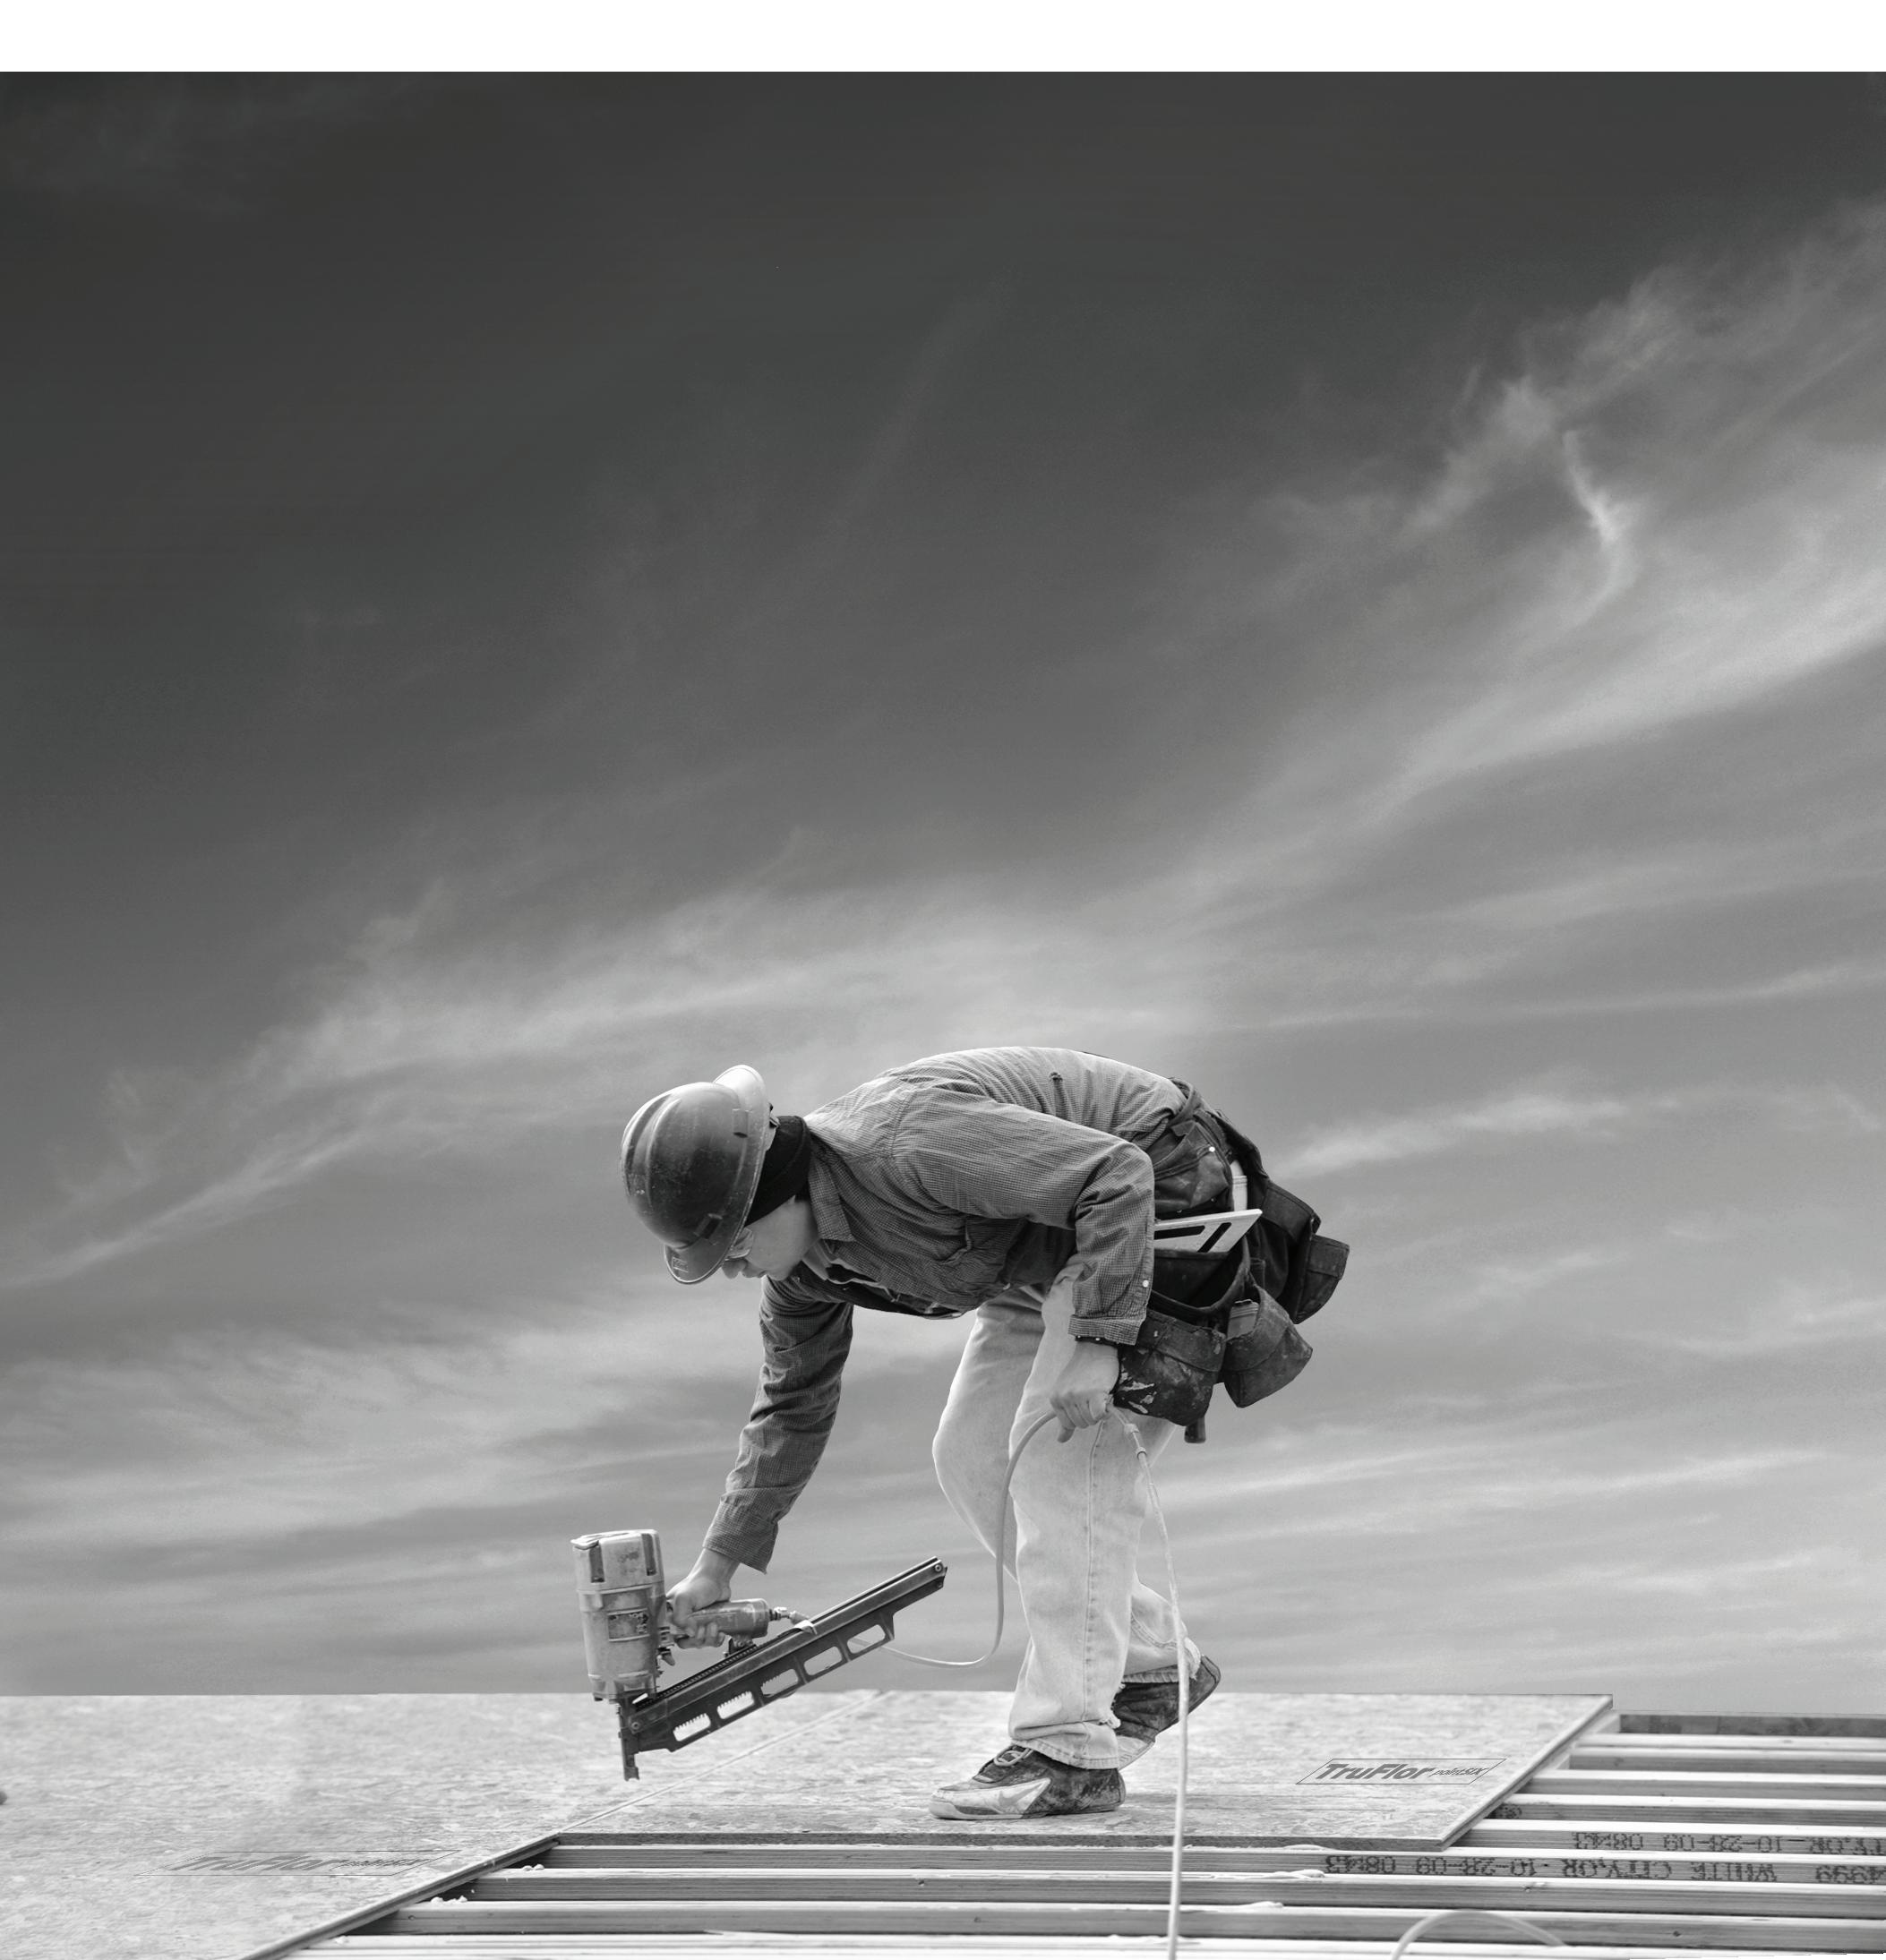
[666,1553,738,1648]
[1050,1338,1120,1442]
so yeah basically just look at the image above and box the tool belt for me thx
[1110,1091,1348,1442]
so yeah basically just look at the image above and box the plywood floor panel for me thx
[584,1690,1609,1847]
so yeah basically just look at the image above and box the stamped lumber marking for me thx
[1322,1849,1886,1885]
[1300,1757,1508,1785]
[1566,1830,1886,1861]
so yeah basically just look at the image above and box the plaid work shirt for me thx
[703,1047,1192,1571]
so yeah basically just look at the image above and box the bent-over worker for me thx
[620,1045,1335,1819]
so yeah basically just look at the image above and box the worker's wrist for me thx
[687,1548,741,1587]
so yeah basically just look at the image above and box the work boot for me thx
[1111,1654,1222,1765]
[929,1744,1125,1820]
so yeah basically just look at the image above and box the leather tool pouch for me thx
[1115,1258,1314,1434]
[1110,1096,1341,1442]
[1112,1225,1249,1431]
[1221,1288,1313,1407]
[1213,1110,1350,1324]
[1111,1307,1226,1430]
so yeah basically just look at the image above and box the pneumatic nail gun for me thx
[573,1528,947,1778]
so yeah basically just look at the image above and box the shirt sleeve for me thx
[701,1273,854,1573]
[896,1094,1156,1343]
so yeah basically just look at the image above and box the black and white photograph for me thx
[4,40,1885,1960]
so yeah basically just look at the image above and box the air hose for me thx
[886,1406,1056,1672]
[892,1421,1561,1960]
[890,1406,1193,1960]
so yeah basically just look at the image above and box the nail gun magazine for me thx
[572,1528,947,1777]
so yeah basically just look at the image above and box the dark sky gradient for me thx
[4,77,1885,1708]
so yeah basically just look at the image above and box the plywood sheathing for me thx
[582,1689,1612,1846]
[0,1689,1607,1960]
[0,1690,844,1960]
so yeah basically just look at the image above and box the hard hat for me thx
[621,1065,771,1283]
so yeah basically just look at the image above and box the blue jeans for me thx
[931,1285,1198,1769]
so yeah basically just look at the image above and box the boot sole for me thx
[929,1771,1124,1820]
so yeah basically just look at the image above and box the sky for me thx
[3,75,1885,1718]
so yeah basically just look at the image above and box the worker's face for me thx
[721,1195,816,1280]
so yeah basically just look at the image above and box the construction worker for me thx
[620,1046,1251,1820]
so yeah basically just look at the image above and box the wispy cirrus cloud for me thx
[0,1276,953,1563]
[1289,1080,1879,1177]
[1,869,1205,1291]
[1398,954,1886,1028]
[1167,201,1886,960]
[1206,1424,1822,1522]
[1153,1405,1881,1702]
[21,197,1886,1299]
[1622,1280,1886,1358]
[0,1275,977,1690]
[1391,223,1886,783]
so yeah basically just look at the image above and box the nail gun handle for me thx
[667,1596,775,1645]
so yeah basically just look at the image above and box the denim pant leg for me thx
[932,1287,1196,1769]
[932,1291,1036,1579]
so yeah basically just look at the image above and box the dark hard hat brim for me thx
[664,1064,770,1284]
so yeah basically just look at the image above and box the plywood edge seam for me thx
[228,1827,566,1960]
[1436,1695,1616,1850]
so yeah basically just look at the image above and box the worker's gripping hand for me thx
[667,1553,737,1648]
[1050,1338,1120,1442]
